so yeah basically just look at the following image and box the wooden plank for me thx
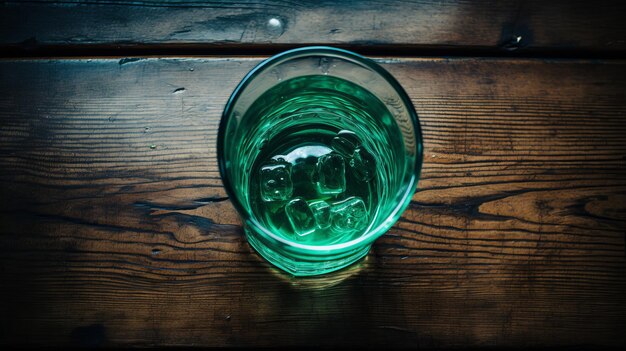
[0,56,625,347]
[1,1,626,54]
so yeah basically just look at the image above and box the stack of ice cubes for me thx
[259,130,376,241]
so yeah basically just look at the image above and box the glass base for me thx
[245,226,370,276]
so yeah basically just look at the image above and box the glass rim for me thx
[217,46,424,254]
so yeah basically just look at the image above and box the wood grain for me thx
[1,0,626,54]
[0,57,625,347]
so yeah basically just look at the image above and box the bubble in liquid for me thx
[330,196,369,233]
[316,153,346,195]
[331,130,361,157]
[260,162,293,202]
[285,197,316,238]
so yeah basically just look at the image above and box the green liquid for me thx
[237,75,405,246]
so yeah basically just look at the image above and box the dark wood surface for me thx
[1,56,625,347]
[2,0,626,55]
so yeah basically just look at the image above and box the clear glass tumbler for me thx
[218,47,423,276]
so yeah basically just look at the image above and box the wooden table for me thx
[1,1,625,348]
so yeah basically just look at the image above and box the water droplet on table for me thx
[319,57,330,74]
[267,17,284,36]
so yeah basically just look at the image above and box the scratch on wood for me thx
[134,197,230,212]
[377,325,414,334]
[118,57,145,66]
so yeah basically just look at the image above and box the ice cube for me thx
[330,196,369,233]
[259,162,293,202]
[316,153,346,195]
[349,146,376,182]
[331,130,361,157]
[309,200,331,229]
[291,158,318,198]
[285,197,316,238]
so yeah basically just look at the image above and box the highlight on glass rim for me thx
[218,46,423,276]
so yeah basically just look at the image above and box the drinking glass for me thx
[218,46,423,276]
